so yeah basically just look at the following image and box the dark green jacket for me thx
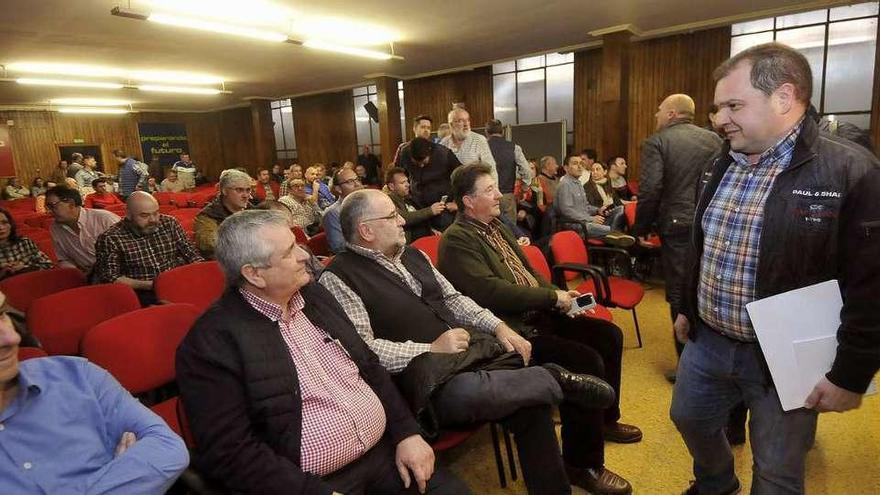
[437,218,557,332]
[388,191,434,242]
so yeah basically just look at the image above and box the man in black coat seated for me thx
[176,209,468,495]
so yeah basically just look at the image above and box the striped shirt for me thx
[698,119,803,340]
[440,132,497,180]
[319,243,502,372]
[239,289,386,476]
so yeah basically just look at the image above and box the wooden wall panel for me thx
[402,66,493,141]
[626,27,731,177]
[292,90,357,166]
[0,106,263,188]
[574,48,604,160]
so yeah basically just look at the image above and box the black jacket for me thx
[634,119,723,236]
[681,116,880,393]
[175,284,421,495]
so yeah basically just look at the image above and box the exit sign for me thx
[73,138,85,144]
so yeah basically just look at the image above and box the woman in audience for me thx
[514,159,545,236]
[30,177,47,197]
[584,161,628,232]
[607,156,636,200]
[0,207,53,280]
[3,178,31,200]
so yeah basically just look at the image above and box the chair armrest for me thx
[586,246,634,278]
[551,262,611,303]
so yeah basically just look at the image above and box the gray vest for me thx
[488,136,517,193]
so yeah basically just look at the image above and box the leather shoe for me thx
[567,465,632,495]
[542,363,615,410]
[603,422,643,443]
[682,479,741,495]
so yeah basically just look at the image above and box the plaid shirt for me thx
[0,238,53,277]
[279,195,321,230]
[698,119,803,340]
[239,289,386,476]
[93,214,203,283]
[319,243,502,373]
[462,216,539,288]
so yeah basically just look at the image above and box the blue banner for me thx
[137,123,189,167]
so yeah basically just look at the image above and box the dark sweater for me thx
[175,284,420,495]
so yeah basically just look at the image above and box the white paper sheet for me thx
[745,280,859,411]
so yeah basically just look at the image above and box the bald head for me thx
[127,191,161,234]
[656,94,695,130]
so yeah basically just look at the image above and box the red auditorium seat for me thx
[154,261,225,314]
[521,245,614,323]
[18,347,48,361]
[27,283,141,355]
[291,226,309,244]
[306,232,330,257]
[82,303,201,436]
[411,234,441,265]
[0,267,86,312]
[31,235,57,263]
[550,231,646,347]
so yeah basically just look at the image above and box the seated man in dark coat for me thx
[438,163,643,495]
[384,167,445,243]
[176,209,468,495]
[319,189,616,495]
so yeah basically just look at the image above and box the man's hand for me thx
[114,431,137,457]
[429,202,446,215]
[591,215,606,225]
[555,290,573,312]
[598,205,609,216]
[805,377,863,413]
[395,434,435,494]
[430,328,470,353]
[6,261,25,273]
[444,202,458,212]
[495,323,532,364]
[673,314,690,344]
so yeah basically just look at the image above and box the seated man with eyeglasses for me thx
[193,169,252,259]
[322,168,364,254]
[46,186,121,276]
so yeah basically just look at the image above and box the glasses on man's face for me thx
[360,211,399,224]
[338,177,362,187]
[45,200,66,211]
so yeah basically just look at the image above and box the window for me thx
[492,52,575,146]
[353,85,380,158]
[731,2,879,130]
[270,98,297,161]
[398,80,406,140]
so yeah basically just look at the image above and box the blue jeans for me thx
[670,323,818,494]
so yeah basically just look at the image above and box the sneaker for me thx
[602,231,636,247]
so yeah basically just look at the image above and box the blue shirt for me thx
[322,201,345,254]
[305,182,336,210]
[118,158,145,197]
[0,357,189,494]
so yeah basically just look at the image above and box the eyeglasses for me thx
[45,200,67,211]
[337,177,362,187]
[360,211,399,223]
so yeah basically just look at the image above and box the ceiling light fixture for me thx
[147,12,288,42]
[50,98,132,106]
[300,40,400,61]
[9,62,124,78]
[57,107,130,115]
[138,84,222,94]
[17,78,125,89]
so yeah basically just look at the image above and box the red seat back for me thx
[627,181,639,196]
[0,267,86,312]
[18,347,48,361]
[624,202,637,228]
[522,245,551,281]
[291,226,309,244]
[82,303,200,393]
[28,283,141,355]
[550,231,591,281]
[153,192,175,206]
[411,235,441,265]
[31,235,57,263]
[154,261,225,313]
[306,232,330,257]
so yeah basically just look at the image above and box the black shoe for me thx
[725,426,746,446]
[567,465,632,494]
[682,479,741,495]
[542,363,615,410]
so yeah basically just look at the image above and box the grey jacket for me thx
[633,119,722,236]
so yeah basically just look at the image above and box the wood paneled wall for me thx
[402,67,494,140]
[292,91,358,167]
[575,27,730,177]
[0,105,273,187]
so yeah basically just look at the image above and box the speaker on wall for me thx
[364,101,379,123]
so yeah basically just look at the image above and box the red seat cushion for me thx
[576,277,645,309]
[152,397,183,437]
[411,235,441,265]
[580,303,614,322]
[0,267,86,312]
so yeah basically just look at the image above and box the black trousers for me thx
[660,228,691,356]
[323,437,470,495]
[527,311,625,469]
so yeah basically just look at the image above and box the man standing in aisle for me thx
[485,119,532,223]
[440,107,497,180]
[671,42,880,495]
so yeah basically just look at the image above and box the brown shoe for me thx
[603,422,643,443]
[567,466,632,495]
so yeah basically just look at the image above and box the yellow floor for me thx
[440,281,880,494]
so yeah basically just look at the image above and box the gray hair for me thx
[713,42,812,104]
[215,209,290,287]
[339,189,377,243]
[218,169,252,190]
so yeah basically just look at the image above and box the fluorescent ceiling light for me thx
[51,98,132,106]
[302,40,394,60]
[128,70,223,85]
[17,78,125,89]
[291,17,397,46]
[9,62,125,78]
[147,12,288,42]
[57,107,130,114]
[146,0,293,28]
[138,84,221,95]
